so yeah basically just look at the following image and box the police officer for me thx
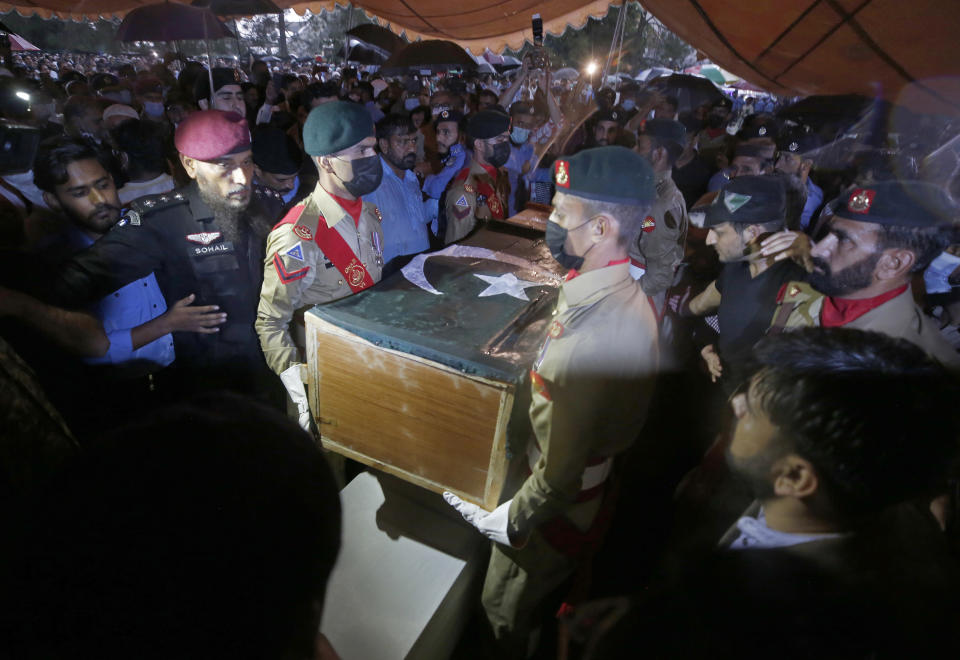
[444,146,660,657]
[766,180,960,367]
[194,67,246,116]
[631,118,690,301]
[441,109,511,245]
[256,100,385,427]
[53,110,279,398]
[251,125,307,220]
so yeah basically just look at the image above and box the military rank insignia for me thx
[373,205,383,222]
[117,210,141,227]
[284,242,305,262]
[555,160,570,188]
[642,216,656,233]
[293,225,313,241]
[848,188,874,214]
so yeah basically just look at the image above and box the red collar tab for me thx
[330,192,363,228]
[480,162,499,179]
[564,268,580,281]
[821,284,908,328]
[607,258,630,266]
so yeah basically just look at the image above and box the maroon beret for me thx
[174,110,251,161]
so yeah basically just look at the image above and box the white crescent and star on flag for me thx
[401,245,560,297]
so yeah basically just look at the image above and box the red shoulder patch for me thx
[776,282,788,303]
[453,166,471,183]
[530,369,551,401]
[272,204,306,231]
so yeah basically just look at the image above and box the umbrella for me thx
[380,40,476,75]
[646,73,725,113]
[8,33,39,52]
[337,42,387,66]
[116,3,235,99]
[191,0,279,15]
[553,67,580,81]
[345,24,405,58]
[116,2,234,42]
[495,55,521,73]
[697,66,734,86]
[636,67,672,83]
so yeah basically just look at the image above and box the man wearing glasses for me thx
[257,101,386,427]
[441,109,512,244]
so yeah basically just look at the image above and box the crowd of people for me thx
[0,43,959,660]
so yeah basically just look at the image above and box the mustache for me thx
[810,255,830,275]
[91,204,119,217]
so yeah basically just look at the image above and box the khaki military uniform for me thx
[256,184,384,375]
[769,281,960,367]
[482,262,659,652]
[630,170,689,295]
[442,159,510,245]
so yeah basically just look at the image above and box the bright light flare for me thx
[15,91,30,101]
[585,61,598,75]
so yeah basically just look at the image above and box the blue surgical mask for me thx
[924,251,960,294]
[622,99,636,111]
[511,126,531,144]
[143,101,165,118]
[404,97,420,111]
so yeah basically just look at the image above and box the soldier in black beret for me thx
[684,175,803,388]
[194,67,246,116]
[764,180,960,366]
[775,127,825,231]
[592,107,625,147]
[440,109,511,244]
[251,125,306,218]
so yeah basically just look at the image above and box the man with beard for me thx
[256,101,385,428]
[366,113,430,267]
[194,67,246,117]
[444,147,659,658]
[251,125,306,219]
[591,108,624,148]
[684,176,802,390]
[766,181,960,366]
[422,109,466,240]
[53,110,279,399]
[630,119,690,300]
[441,109,511,244]
[602,328,960,659]
[775,128,823,232]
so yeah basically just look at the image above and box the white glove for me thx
[279,363,311,431]
[443,492,513,546]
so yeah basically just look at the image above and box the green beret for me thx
[834,181,956,229]
[553,146,655,206]
[704,175,786,228]
[641,118,686,147]
[467,109,510,140]
[303,100,375,156]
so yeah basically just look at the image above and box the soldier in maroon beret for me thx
[54,110,282,402]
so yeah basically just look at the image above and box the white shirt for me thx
[729,508,845,550]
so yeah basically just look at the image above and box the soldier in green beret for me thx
[445,146,660,657]
[441,109,512,244]
[256,100,386,428]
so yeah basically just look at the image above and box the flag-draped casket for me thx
[305,226,564,510]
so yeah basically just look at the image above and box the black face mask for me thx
[487,141,511,168]
[545,220,585,271]
[337,154,383,198]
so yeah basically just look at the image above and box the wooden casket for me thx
[305,226,563,510]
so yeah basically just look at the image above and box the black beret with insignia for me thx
[640,118,687,148]
[739,119,779,140]
[193,67,244,103]
[466,109,511,140]
[252,126,303,175]
[833,181,956,229]
[595,108,624,126]
[434,108,464,125]
[553,146,655,206]
[776,128,822,154]
[704,175,786,228]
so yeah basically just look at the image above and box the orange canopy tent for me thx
[1,0,958,113]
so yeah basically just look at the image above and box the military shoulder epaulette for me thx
[118,191,187,227]
[254,185,283,201]
[777,280,822,304]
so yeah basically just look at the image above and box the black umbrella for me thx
[116,2,234,42]
[191,0,280,15]
[380,40,477,75]
[778,94,872,125]
[345,24,405,58]
[337,42,388,66]
[646,73,725,113]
